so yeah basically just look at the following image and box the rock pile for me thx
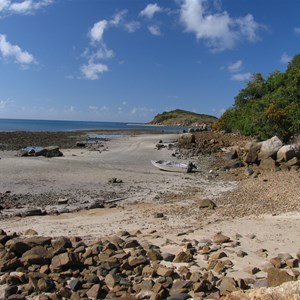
[19,146,63,158]
[1,230,300,299]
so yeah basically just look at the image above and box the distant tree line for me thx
[213,54,300,142]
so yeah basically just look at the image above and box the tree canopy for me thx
[213,54,300,142]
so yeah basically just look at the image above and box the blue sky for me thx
[0,0,299,122]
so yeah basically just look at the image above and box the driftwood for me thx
[104,197,126,204]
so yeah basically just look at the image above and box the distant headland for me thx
[148,109,218,127]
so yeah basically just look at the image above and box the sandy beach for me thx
[1,131,300,299]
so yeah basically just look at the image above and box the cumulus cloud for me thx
[228,60,243,73]
[81,61,108,80]
[0,0,53,15]
[0,34,35,65]
[82,10,136,80]
[231,72,251,81]
[179,0,261,52]
[139,3,163,19]
[89,20,108,44]
[148,24,162,36]
[280,52,292,64]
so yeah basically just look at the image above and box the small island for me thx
[148,109,218,127]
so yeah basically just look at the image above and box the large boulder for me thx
[277,145,297,162]
[35,146,63,158]
[258,136,283,160]
[243,141,262,164]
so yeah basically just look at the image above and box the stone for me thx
[258,136,283,160]
[24,229,38,236]
[86,284,102,299]
[173,251,193,263]
[169,280,192,295]
[38,277,55,292]
[277,145,296,162]
[243,141,261,164]
[162,253,175,262]
[212,233,231,244]
[178,133,196,144]
[51,236,72,251]
[147,249,163,261]
[105,273,120,289]
[35,146,63,158]
[166,293,192,300]
[21,246,53,266]
[156,266,174,277]
[267,268,296,287]
[286,156,300,167]
[198,199,216,210]
[51,252,80,271]
[22,208,46,217]
[218,277,238,296]
[259,157,278,171]
[222,160,244,171]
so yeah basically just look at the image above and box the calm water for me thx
[0,118,187,132]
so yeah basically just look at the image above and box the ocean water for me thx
[0,118,187,132]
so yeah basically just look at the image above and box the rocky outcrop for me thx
[0,229,299,299]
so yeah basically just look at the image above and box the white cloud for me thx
[122,101,127,105]
[139,3,163,19]
[148,24,162,36]
[89,20,108,44]
[294,27,300,35]
[0,98,13,110]
[231,72,251,81]
[130,107,137,115]
[280,52,292,64]
[0,0,53,15]
[81,61,108,80]
[125,21,140,33]
[179,0,261,52]
[0,34,35,65]
[228,60,243,73]
[110,10,127,26]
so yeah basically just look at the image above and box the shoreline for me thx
[0,131,300,298]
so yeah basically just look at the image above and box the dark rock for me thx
[5,285,18,299]
[21,246,53,266]
[35,146,63,158]
[166,293,191,300]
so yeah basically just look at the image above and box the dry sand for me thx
[0,132,300,274]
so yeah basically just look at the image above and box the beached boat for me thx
[151,160,197,173]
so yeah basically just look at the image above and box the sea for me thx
[0,118,187,132]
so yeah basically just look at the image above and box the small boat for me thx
[151,160,197,173]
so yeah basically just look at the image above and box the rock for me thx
[259,157,278,171]
[35,146,63,158]
[169,280,192,295]
[286,156,300,167]
[108,177,123,184]
[223,150,238,160]
[21,246,52,266]
[166,293,191,300]
[243,141,261,164]
[218,277,238,296]
[212,233,231,244]
[177,133,196,145]
[51,236,72,251]
[24,229,38,236]
[267,268,296,287]
[173,251,193,263]
[147,249,163,261]
[162,253,175,262]
[4,285,18,299]
[222,160,244,171]
[198,199,216,210]
[258,136,283,160]
[277,145,296,162]
[22,208,46,217]
[86,284,102,299]
[51,252,80,271]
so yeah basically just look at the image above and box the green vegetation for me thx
[149,109,217,126]
[213,54,300,142]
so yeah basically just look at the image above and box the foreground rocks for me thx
[1,230,300,299]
